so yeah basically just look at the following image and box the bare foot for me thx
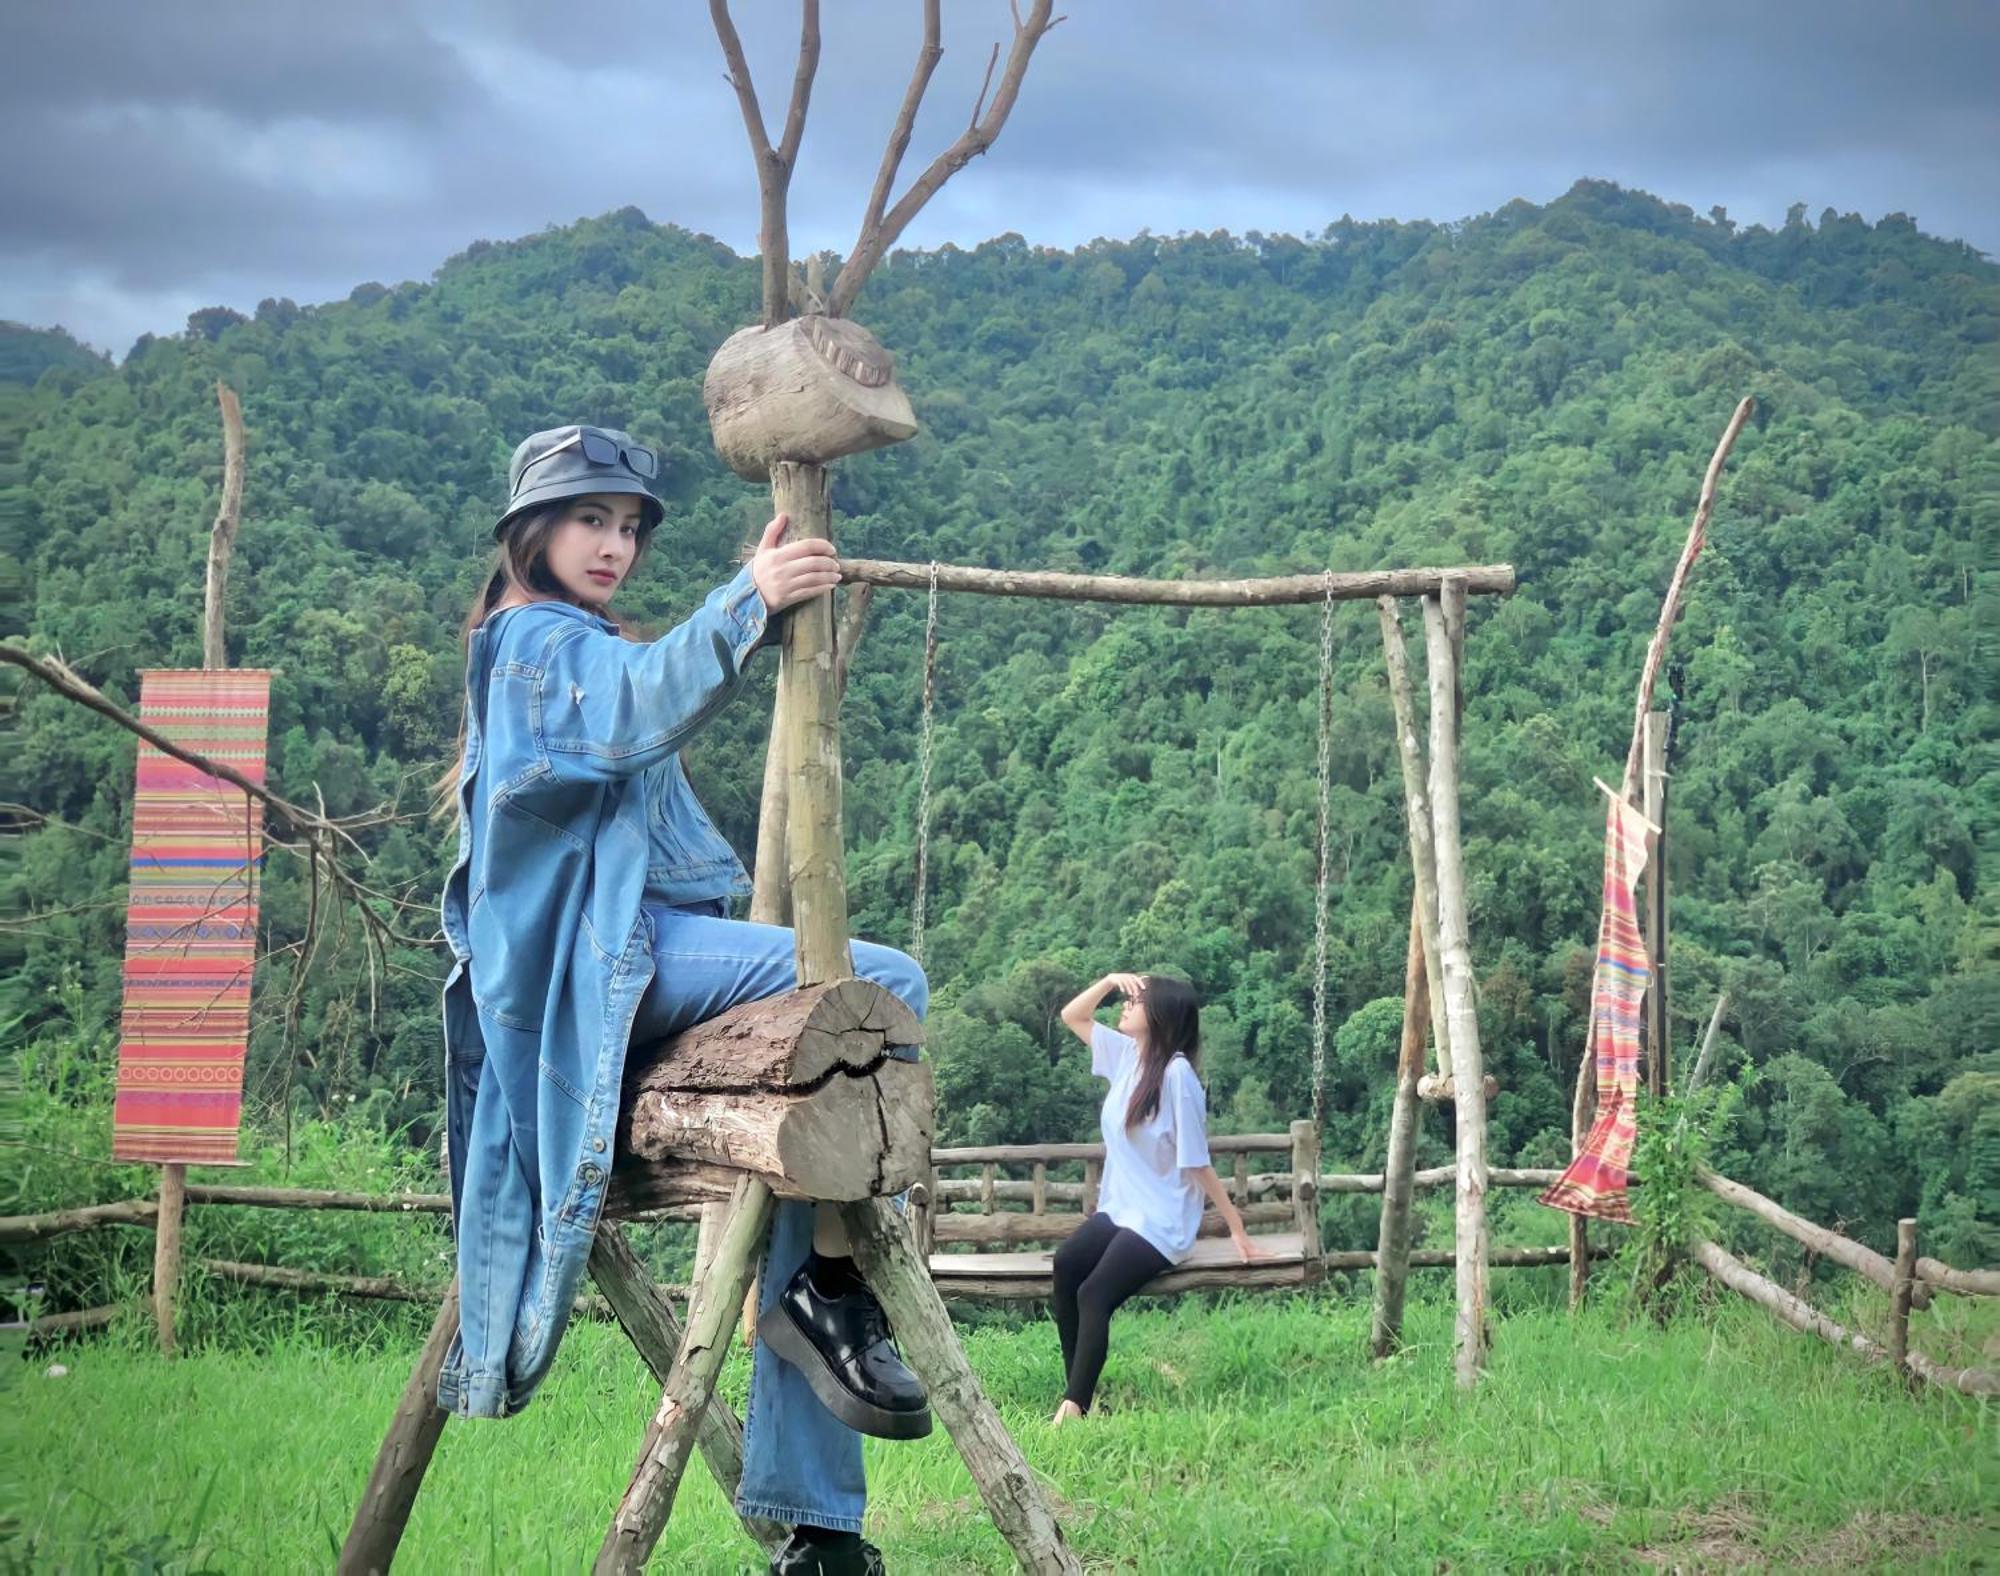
[1050,1399,1084,1427]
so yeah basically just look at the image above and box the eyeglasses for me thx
[522,428,658,479]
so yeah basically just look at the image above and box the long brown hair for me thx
[428,500,657,817]
[1126,975,1202,1128]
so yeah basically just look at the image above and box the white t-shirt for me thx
[1091,1024,1212,1262]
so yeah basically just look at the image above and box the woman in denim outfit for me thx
[438,424,925,1575]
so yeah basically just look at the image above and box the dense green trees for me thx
[4,182,1992,1263]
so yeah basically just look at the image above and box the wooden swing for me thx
[893,566,1338,1299]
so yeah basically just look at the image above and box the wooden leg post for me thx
[153,1161,186,1356]
[843,1197,1080,1574]
[338,1282,459,1576]
[1370,904,1430,1357]
[587,1228,786,1558]
[1423,582,1490,1388]
[595,1176,775,1575]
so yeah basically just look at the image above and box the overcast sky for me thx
[8,1,1996,358]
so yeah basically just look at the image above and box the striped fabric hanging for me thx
[111,670,272,1164]
[1540,789,1655,1223]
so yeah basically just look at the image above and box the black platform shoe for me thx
[757,1254,933,1440]
[769,1528,886,1575]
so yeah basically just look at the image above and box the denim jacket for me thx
[435,567,768,1417]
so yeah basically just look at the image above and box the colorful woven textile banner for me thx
[111,670,272,1164]
[1540,792,1655,1224]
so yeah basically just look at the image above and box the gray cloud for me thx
[6,1,1995,356]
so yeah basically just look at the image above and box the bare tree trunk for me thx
[1423,581,1489,1389]
[1370,905,1429,1357]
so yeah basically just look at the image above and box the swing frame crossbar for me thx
[839,557,1515,606]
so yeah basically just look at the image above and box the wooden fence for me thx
[11,1145,1994,1402]
[1686,1168,1996,1398]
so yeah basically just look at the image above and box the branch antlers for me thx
[708,0,1061,327]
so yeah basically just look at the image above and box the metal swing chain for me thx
[1311,569,1336,1135]
[910,561,940,968]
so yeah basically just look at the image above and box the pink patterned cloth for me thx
[1541,793,1654,1224]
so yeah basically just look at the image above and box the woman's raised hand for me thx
[750,513,843,613]
[1106,971,1145,999]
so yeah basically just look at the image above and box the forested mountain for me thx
[6,182,1993,1262]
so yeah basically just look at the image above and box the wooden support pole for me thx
[587,1228,784,1558]
[597,1176,775,1574]
[1423,581,1489,1389]
[1888,1217,1917,1384]
[1370,904,1429,1358]
[1642,710,1671,1097]
[338,1282,458,1576]
[771,460,854,985]
[1376,597,1450,1073]
[152,1163,185,1357]
[843,1198,1081,1574]
[765,454,1072,1573]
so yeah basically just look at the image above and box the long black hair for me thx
[1126,975,1202,1128]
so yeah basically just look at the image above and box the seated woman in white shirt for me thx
[1049,971,1260,1424]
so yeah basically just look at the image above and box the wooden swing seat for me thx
[929,1230,1318,1302]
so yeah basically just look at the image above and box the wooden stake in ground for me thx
[1423,580,1490,1388]
[1888,1218,1918,1385]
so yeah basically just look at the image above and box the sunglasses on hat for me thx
[521,427,659,480]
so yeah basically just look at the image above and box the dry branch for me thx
[1618,397,1754,796]
[709,0,821,327]
[828,0,1062,317]
[0,644,430,955]
[202,382,245,670]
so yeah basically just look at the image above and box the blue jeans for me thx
[630,902,928,1534]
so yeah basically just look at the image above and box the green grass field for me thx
[6,1291,1993,1573]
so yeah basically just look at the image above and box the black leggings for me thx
[1051,1212,1170,1411]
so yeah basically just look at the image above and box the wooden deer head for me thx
[701,0,1060,480]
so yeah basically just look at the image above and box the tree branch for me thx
[1,643,431,953]
[853,0,943,263]
[828,0,1061,318]
[710,1,821,328]
[1619,396,1754,798]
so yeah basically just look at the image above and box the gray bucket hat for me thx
[495,424,663,537]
